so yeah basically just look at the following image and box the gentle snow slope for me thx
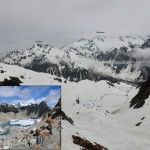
[0,63,65,85]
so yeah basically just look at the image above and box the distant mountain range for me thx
[0,102,19,113]
[0,36,150,84]
[0,35,150,150]
[0,101,50,118]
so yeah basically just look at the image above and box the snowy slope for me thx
[63,36,144,55]
[61,80,150,150]
[1,36,149,82]
[0,63,150,150]
[0,63,65,85]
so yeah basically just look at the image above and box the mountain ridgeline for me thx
[0,36,150,84]
[20,101,50,118]
[0,103,19,113]
[0,101,50,118]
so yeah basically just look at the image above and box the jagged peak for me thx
[32,43,54,49]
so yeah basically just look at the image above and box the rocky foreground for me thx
[0,100,61,149]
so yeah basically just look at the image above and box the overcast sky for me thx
[0,0,150,52]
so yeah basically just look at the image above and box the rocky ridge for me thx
[0,99,61,149]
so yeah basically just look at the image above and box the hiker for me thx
[27,136,31,147]
[32,129,41,150]
[46,123,52,134]
[36,136,40,145]
[27,141,31,147]
[34,135,41,150]
[40,134,45,146]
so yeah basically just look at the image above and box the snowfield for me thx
[0,63,150,150]
[10,119,36,126]
[0,63,65,85]
[63,36,144,53]
[61,81,150,150]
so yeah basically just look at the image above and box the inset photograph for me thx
[0,86,61,149]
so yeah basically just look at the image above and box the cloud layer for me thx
[0,86,61,107]
[0,0,150,52]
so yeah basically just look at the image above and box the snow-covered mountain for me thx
[0,63,65,85]
[0,100,50,119]
[1,36,150,83]
[19,101,50,118]
[0,35,150,150]
[0,62,150,150]
[12,102,33,108]
[0,102,19,113]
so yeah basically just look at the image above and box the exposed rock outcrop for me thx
[72,135,108,150]
[61,110,74,125]
[141,38,150,48]
[130,76,150,108]
[0,76,22,86]
[20,101,50,118]
[50,98,61,119]
[0,103,19,113]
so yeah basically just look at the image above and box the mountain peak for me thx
[0,35,149,83]
[32,43,53,49]
[39,101,47,106]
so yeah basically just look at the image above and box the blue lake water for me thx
[0,119,38,136]
[0,122,11,127]
[0,130,10,135]
[0,121,33,136]
[0,122,22,127]
[0,121,35,127]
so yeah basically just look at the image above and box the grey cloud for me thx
[0,0,150,52]
[132,48,150,59]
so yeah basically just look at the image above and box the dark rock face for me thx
[135,122,142,126]
[50,98,61,119]
[72,135,108,150]
[61,110,74,125]
[54,98,61,107]
[96,47,135,62]
[130,76,150,108]
[18,58,147,84]
[0,70,4,73]
[21,101,50,118]
[141,38,150,48]
[25,61,120,83]
[0,77,22,86]
[76,98,80,104]
[0,103,19,113]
